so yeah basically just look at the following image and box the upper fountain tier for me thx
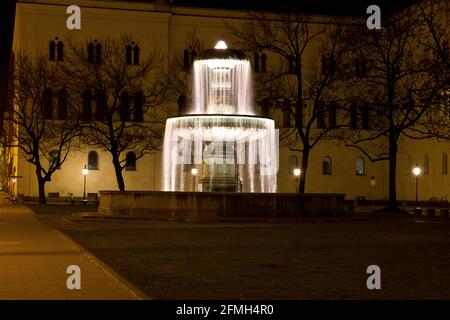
[189,41,254,116]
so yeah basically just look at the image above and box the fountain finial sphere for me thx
[214,40,228,49]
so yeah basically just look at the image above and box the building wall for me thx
[8,0,450,201]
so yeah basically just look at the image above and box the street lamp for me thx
[412,165,421,210]
[293,168,301,193]
[191,167,198,192]
[82,164,88,200]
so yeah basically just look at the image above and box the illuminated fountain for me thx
[163,41,278,192]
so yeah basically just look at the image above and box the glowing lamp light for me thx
[293,168,301,177]
[214,40,228,50]
[191,168,198,176]
[412,166,421,176]
[82,165,89,176]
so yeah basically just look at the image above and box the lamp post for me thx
[82,165,88,200]
[293,168,301,193]
[412,165,421,210]
[191,167,198,192]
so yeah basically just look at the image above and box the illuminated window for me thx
[88,151,99,170]
[322,156,332,175]
[356,157,365,176]
[125,152,137,171]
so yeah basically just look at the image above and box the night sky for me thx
[0,0,420,113]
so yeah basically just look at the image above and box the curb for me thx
[54,229,150,300]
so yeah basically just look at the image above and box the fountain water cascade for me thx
[163,41,278,192]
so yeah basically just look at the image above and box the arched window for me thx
[254,52,260,73]
[82,89,92,121]
[442,153,448,174]
[126,45,132,65]
[56,41,64,61]
[424,154,430,175]
[183,49,190,70]
[322,156,332,175]
[134,92,143,122]
[49,41,56,61]
[58,89,67,119]
[42,88,53,119]
[125,152,137,171]
[49,150,59,171]
[120,92,130,121]
[88,151,99,170]
[178,94,187,115]
[289,155,298,174]
[356,157,365,176]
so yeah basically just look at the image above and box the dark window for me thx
[328,101,337,128]
[322,156,332,175]
[350,103,358,129]
[125,152,137,171]
[82,89,92,121]
[42,88,53,119]
[254,52,260,73]
[356,157,365,175]
[88,151,99,170]
[177,94,187,115]
[49,150,59,171]
[183,49,190,70]
[120,92,130,121]
[133,45,140,65]
[96,91,107,120]
[126,45,132,65]
[134,92,143,122]
[49,41,56,61]
[317,101,325,129]
[57,41,64,61]
[57,89,67,119]
[261,53,267,73]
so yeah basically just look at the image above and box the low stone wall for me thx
[98,191,346,218]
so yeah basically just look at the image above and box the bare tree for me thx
[62,36,169,191]
[341,9,446,211]
[5,53,82,203]
[227,12,352,192]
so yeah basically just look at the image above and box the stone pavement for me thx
[0,205,144,299]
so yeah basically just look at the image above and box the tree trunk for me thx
[112,155,125,191]
[299,148,310,193]
[36,173,46,204]
[388,138,398,210]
